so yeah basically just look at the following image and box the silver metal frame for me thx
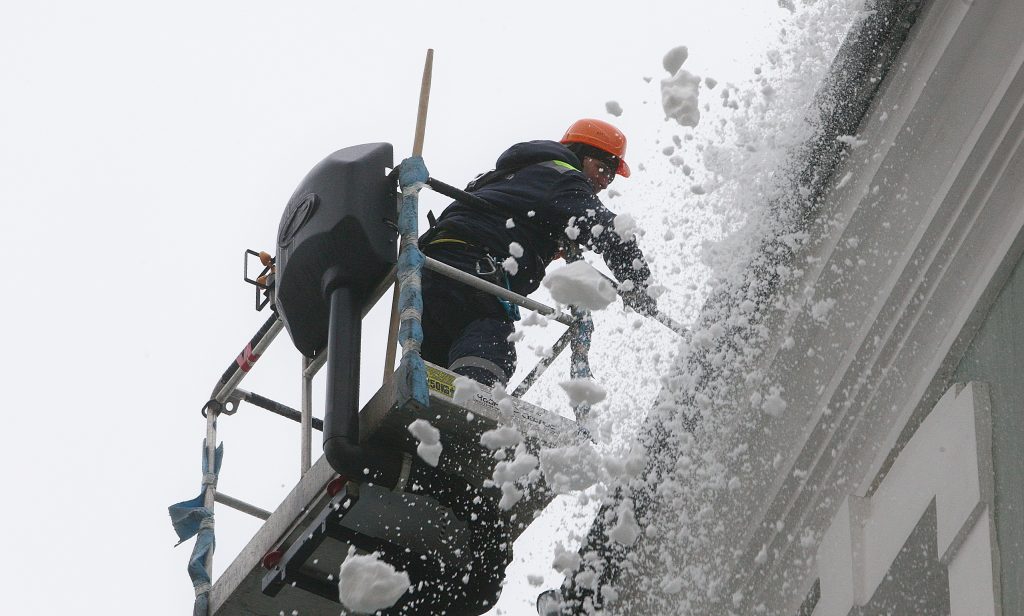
[202,256,575,525]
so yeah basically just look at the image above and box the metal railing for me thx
[191,168,687,587]
[199,254,580,534]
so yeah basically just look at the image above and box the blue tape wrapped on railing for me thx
[396,156,430,409]
[168,441,223,616]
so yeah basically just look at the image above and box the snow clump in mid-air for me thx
[542,261,618,310]
[612,213,641,242]
[502,256,518,275]
[480,426,522,450]
[559,377,608,407]
[661,45,701,127]
[662,45,689,74]
[539,443,602,493]
[605,100,623,117]
[452,376,483,406]
[762,386,787,417]
[490,446,539,510]
[407,419,442,466]
[338,548,411,613]
[608,504,641,545]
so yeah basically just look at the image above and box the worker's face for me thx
[583,156,616,192]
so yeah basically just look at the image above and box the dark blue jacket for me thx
[427,140,651,297]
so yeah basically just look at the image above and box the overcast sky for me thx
[0,2,793,614]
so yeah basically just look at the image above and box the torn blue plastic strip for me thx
[168,441,223,616]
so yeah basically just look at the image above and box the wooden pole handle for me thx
[411,49,434,157]
[385,49,433,385]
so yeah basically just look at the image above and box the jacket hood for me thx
[495,140,582,171]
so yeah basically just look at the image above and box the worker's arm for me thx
[591,222,658,316]
[551,181,658,315]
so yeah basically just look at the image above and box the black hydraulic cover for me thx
[274,143,397,357]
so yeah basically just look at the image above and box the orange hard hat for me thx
[560,118,631,178]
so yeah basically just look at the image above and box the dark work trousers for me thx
[420,243,517,386]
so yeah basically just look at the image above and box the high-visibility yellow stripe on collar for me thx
[539,160,581,173]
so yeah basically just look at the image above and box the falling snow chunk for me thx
[837,134,869,148]
[508,242,524,258]
[661,69,702,127]
[498,481,525,510]
[612,213,640,242]
[552,544,582,574]
[408,419,442,466]
[540,444,601,493]
[528,574,545,587]
[502,256,518,275]
[608,505,641,545]
[762,386,787,417]
[522,311,549,327]
[564,224,580,240]
[662,45,689,74]
[662,145,675,156]
[602,455,626,478]
[480,426,522,450]
[558,377,608,406]
[811,297,836,321]
[505,218,515,229]
[705,76,718,89]
[690,184,706,195]
[605,100,623,117]
[755,544,769,565]
[338,548,411,613]
[453,376,483,405]
[497,453,539,480]
[660,576,683,594]
[542,261,617,310]
[407,419,440,444]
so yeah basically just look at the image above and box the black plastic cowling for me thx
[274,142,406,487]
[274,142,397,358]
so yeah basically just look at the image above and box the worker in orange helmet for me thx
[418,118,656,388]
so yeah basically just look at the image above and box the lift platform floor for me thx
[210,362,578,616]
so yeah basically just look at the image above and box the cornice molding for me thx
[728,1,1024,613]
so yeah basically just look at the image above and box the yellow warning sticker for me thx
[426,365,456,399]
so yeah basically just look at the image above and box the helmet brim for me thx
[617,158,631,178]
